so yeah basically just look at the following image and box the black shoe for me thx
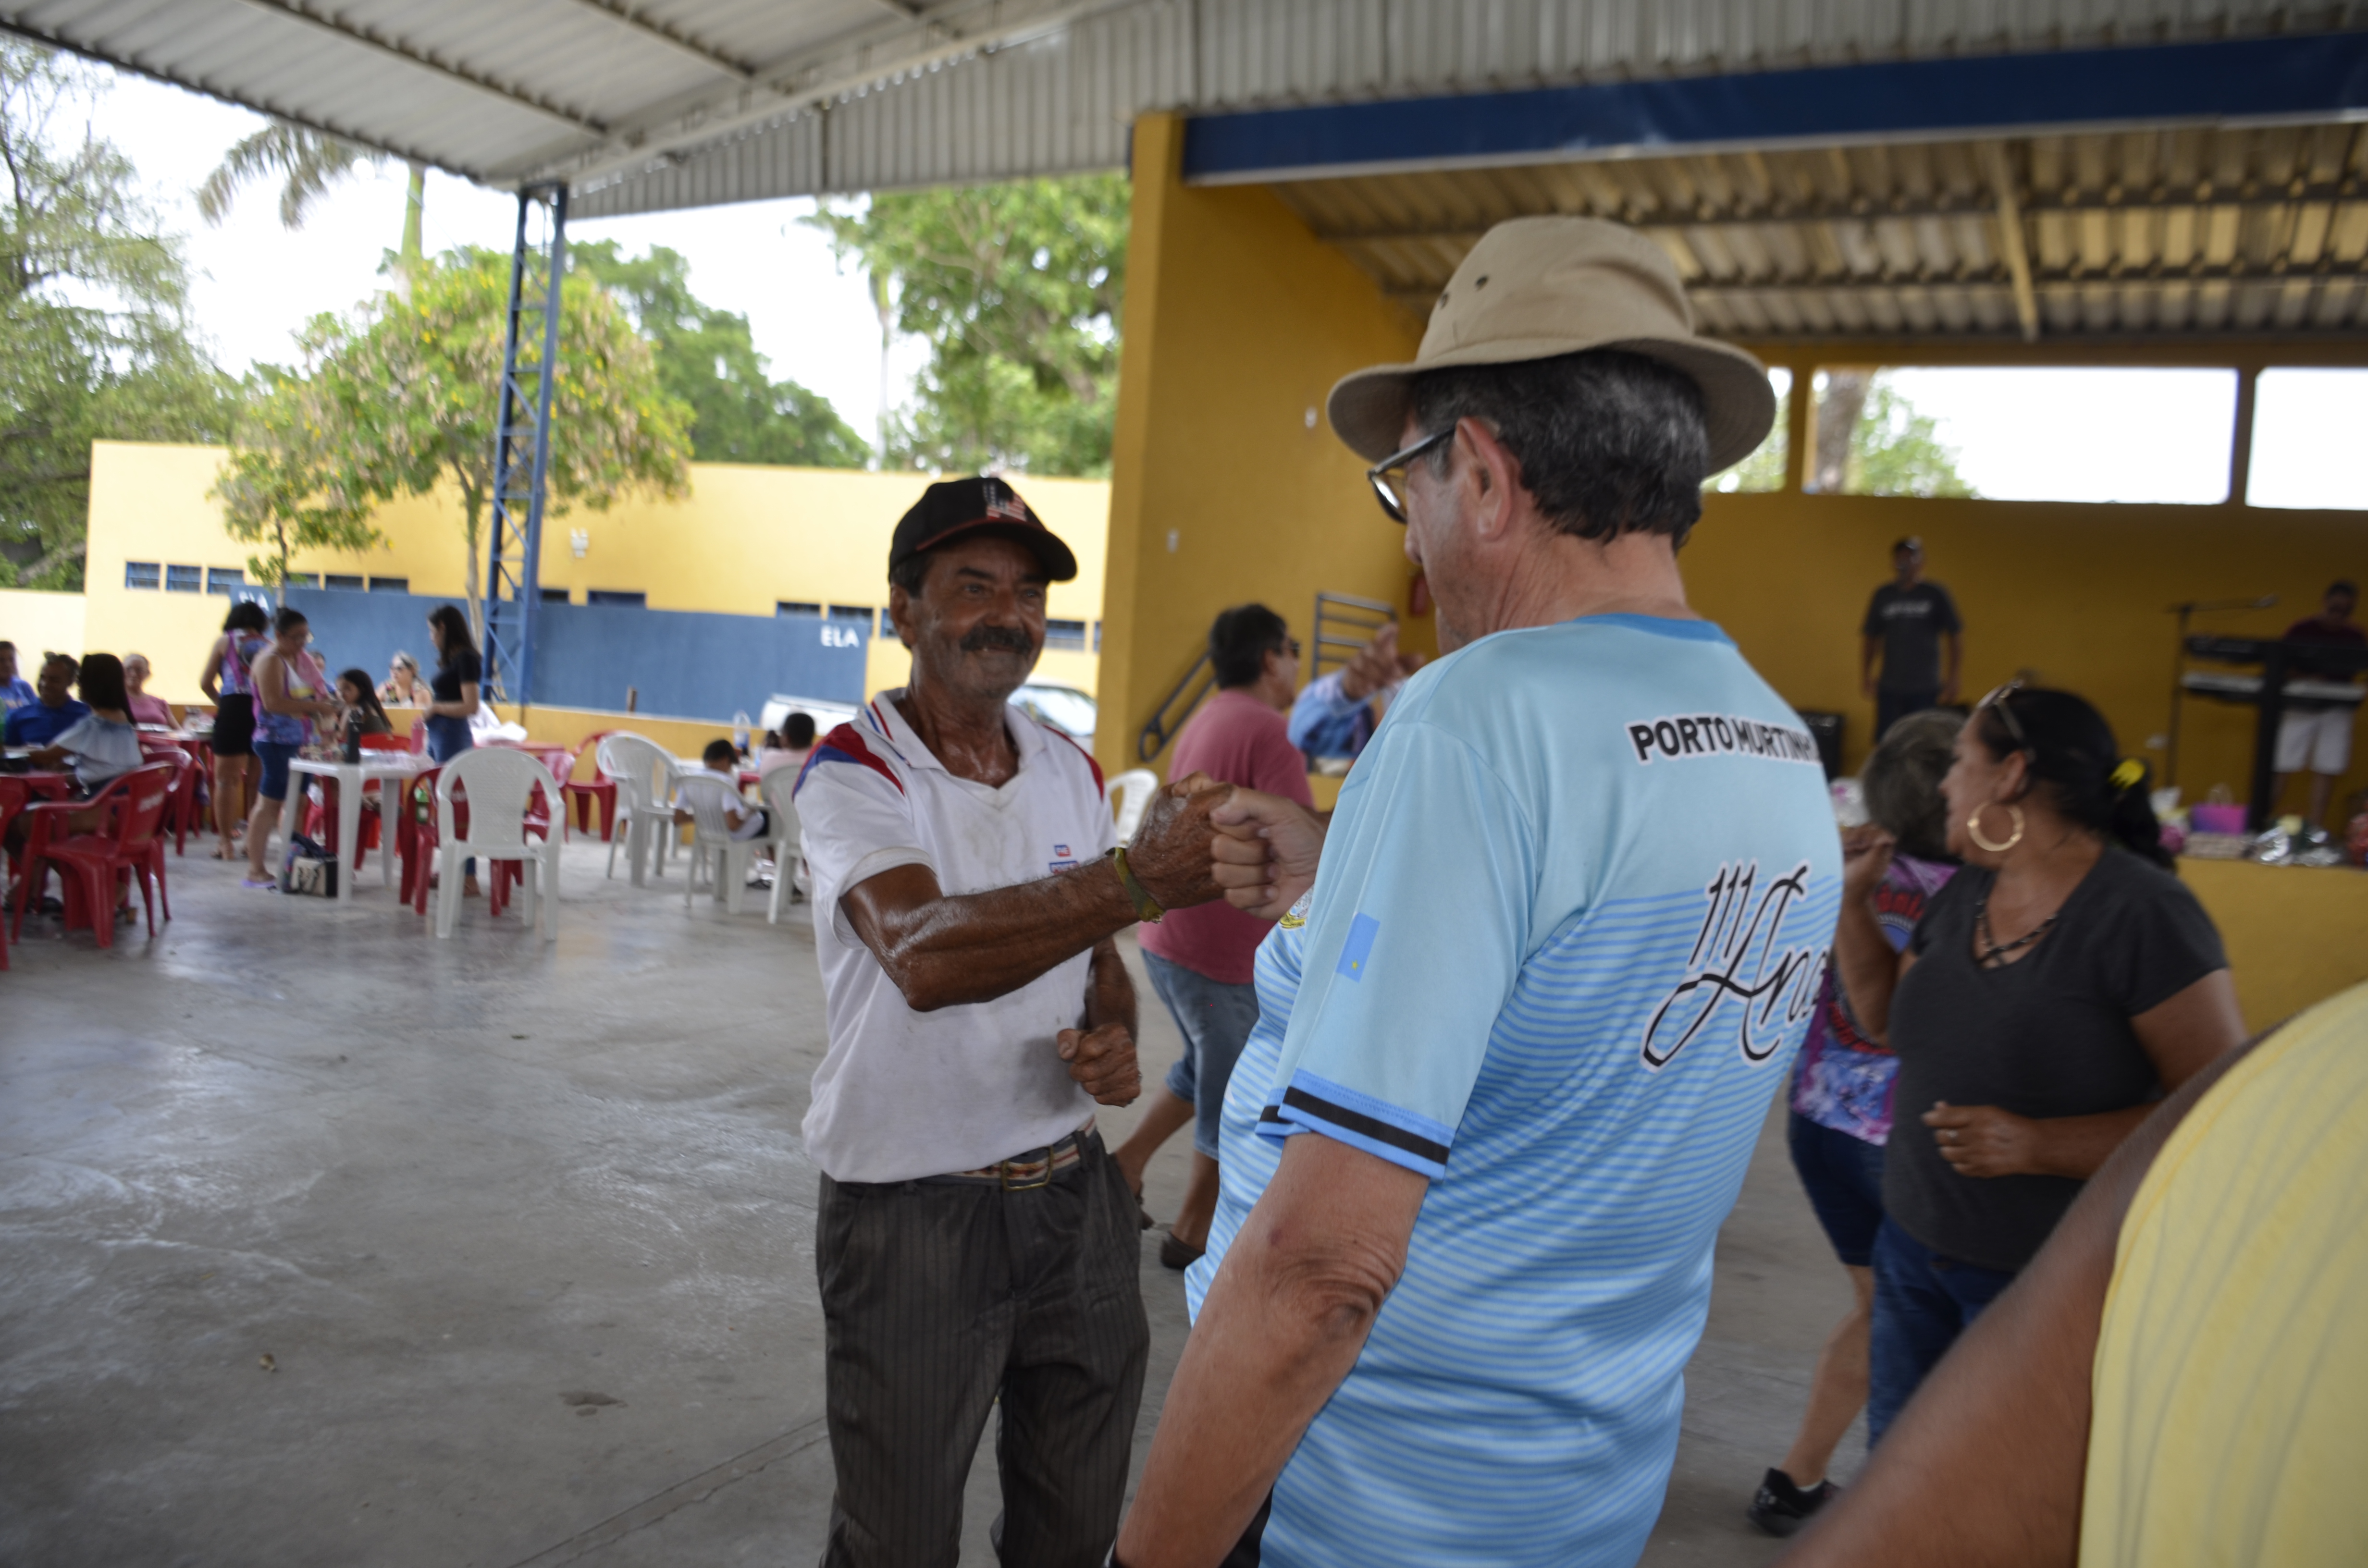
[1746,1468,1838,1538]
[1159,1231,1205,1271]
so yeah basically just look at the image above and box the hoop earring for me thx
[1967,803,2025,855]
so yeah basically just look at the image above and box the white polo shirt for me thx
[793,691,1117,1183]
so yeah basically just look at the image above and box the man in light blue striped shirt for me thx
[1114,219,1842,1568]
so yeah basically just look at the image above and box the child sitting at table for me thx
[674,739,771,845]
[336,670,394,737]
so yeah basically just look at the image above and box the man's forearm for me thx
[851,859,1143,1013]
[1116,1136,1425,1568]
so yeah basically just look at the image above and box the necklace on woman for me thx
[1973,888,2059,968]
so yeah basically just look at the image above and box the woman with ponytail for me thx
[1832,683,2245,1442]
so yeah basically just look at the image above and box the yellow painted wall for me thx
[1098,113,1428,780]
[1683,488,2368,815]
[2181,859,2368,1033]
[80,442,1109,709]
[0,589,88,664]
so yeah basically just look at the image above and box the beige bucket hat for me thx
[1328,216,1776,473]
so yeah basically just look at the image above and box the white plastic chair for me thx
[434,747,559,941]
[1108,768,1159,842]
[674,774,765,915]
[759,769,809,925]
[597,733,678,886]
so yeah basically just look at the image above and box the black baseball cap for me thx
[888,476,1078,583]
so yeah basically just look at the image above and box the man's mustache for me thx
[960,625,1036,656]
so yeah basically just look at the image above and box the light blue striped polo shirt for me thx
[1187,614,1841,1568]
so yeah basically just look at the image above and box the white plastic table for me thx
[289,753,432,904]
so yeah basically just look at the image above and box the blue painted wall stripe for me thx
[282,588,867,723]
[1182,32,2368,183]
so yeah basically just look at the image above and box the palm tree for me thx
[197,122,425,270]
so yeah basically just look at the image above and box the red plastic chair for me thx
[12,762,176,948]
[559,730,618,842]
[397,768,445,913]
[0,777,25,971]
[139,739,199,856]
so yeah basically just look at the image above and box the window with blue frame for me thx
[207,567,244,595]
[828,604,870,625]
[541,587,570,603]
[369,576,409,593]
[586,590,646,607]
[165,564,201,593]
[283,572,321,588]
[325,574,365,590]
[124,562,160,589]
[777,600,821,617]
[1045,618,1087,650]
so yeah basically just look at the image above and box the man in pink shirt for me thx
[1116,604,1316,1267]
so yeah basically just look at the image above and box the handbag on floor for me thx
[281,833,337,897]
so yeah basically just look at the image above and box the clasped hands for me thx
[1125,772,1326,925]
[1924,1101,2043,1178]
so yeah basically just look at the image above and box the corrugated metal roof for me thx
[9,0,2366,203]
[1275,122,2368,339]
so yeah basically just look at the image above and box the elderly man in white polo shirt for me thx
[794,476,1226,1568]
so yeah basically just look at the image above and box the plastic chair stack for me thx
[595,733,679,887]
[432,748,559,941]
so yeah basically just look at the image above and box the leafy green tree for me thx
[199,121,426,272]
[1849,375,1977,498]
[1812,369,1977,498]
[808,175,1127,477]
[210,366,381,588]
[0,41,237,588]
[571,240,865,468]
[224,248,691,639]
[1710,377,1791,494]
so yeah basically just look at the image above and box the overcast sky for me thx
[64,59,2368,509]
[84,64,927,449]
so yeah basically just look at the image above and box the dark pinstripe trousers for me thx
[815,1132,1149,1568]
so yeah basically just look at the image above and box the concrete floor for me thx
[0,835,1861,1566]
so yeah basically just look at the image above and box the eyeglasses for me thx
[1974,680,2030,755]
[1365,427,1456,523]
[1283,638,1301,657]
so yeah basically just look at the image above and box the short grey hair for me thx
[1863,708,1963,862]
[1410,348,1711,547]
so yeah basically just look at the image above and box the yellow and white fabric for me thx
[2081,981,2368,1567]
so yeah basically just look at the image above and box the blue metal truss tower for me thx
[483,184,568,708]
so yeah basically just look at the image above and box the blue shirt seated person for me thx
[0,640,38,716]
[1286,621,1424,760]
[674,739,772,843]
[3,652,94,748]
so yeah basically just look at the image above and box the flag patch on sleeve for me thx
[1335,913,1381,981]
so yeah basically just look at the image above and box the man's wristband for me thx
[1109,846,1164,924]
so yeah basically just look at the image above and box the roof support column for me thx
[485,184,568,712]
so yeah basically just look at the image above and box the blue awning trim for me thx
[1181,32,2368,184]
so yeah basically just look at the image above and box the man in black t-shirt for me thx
[2273,578,2366,831]
[1861,537,1962,740]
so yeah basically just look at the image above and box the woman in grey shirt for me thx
[1833,683,2245,1442]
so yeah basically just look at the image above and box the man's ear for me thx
[886,584,917,650]
[1457,419,1524,541]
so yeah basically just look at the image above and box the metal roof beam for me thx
[1188,32,2368,186]
[1310,184,2367,246]
[504,0,1109,189]
[1381,256,2368,312]
[227,0,607,135]
[1983,143,2043,341]
[550,1,757,81]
